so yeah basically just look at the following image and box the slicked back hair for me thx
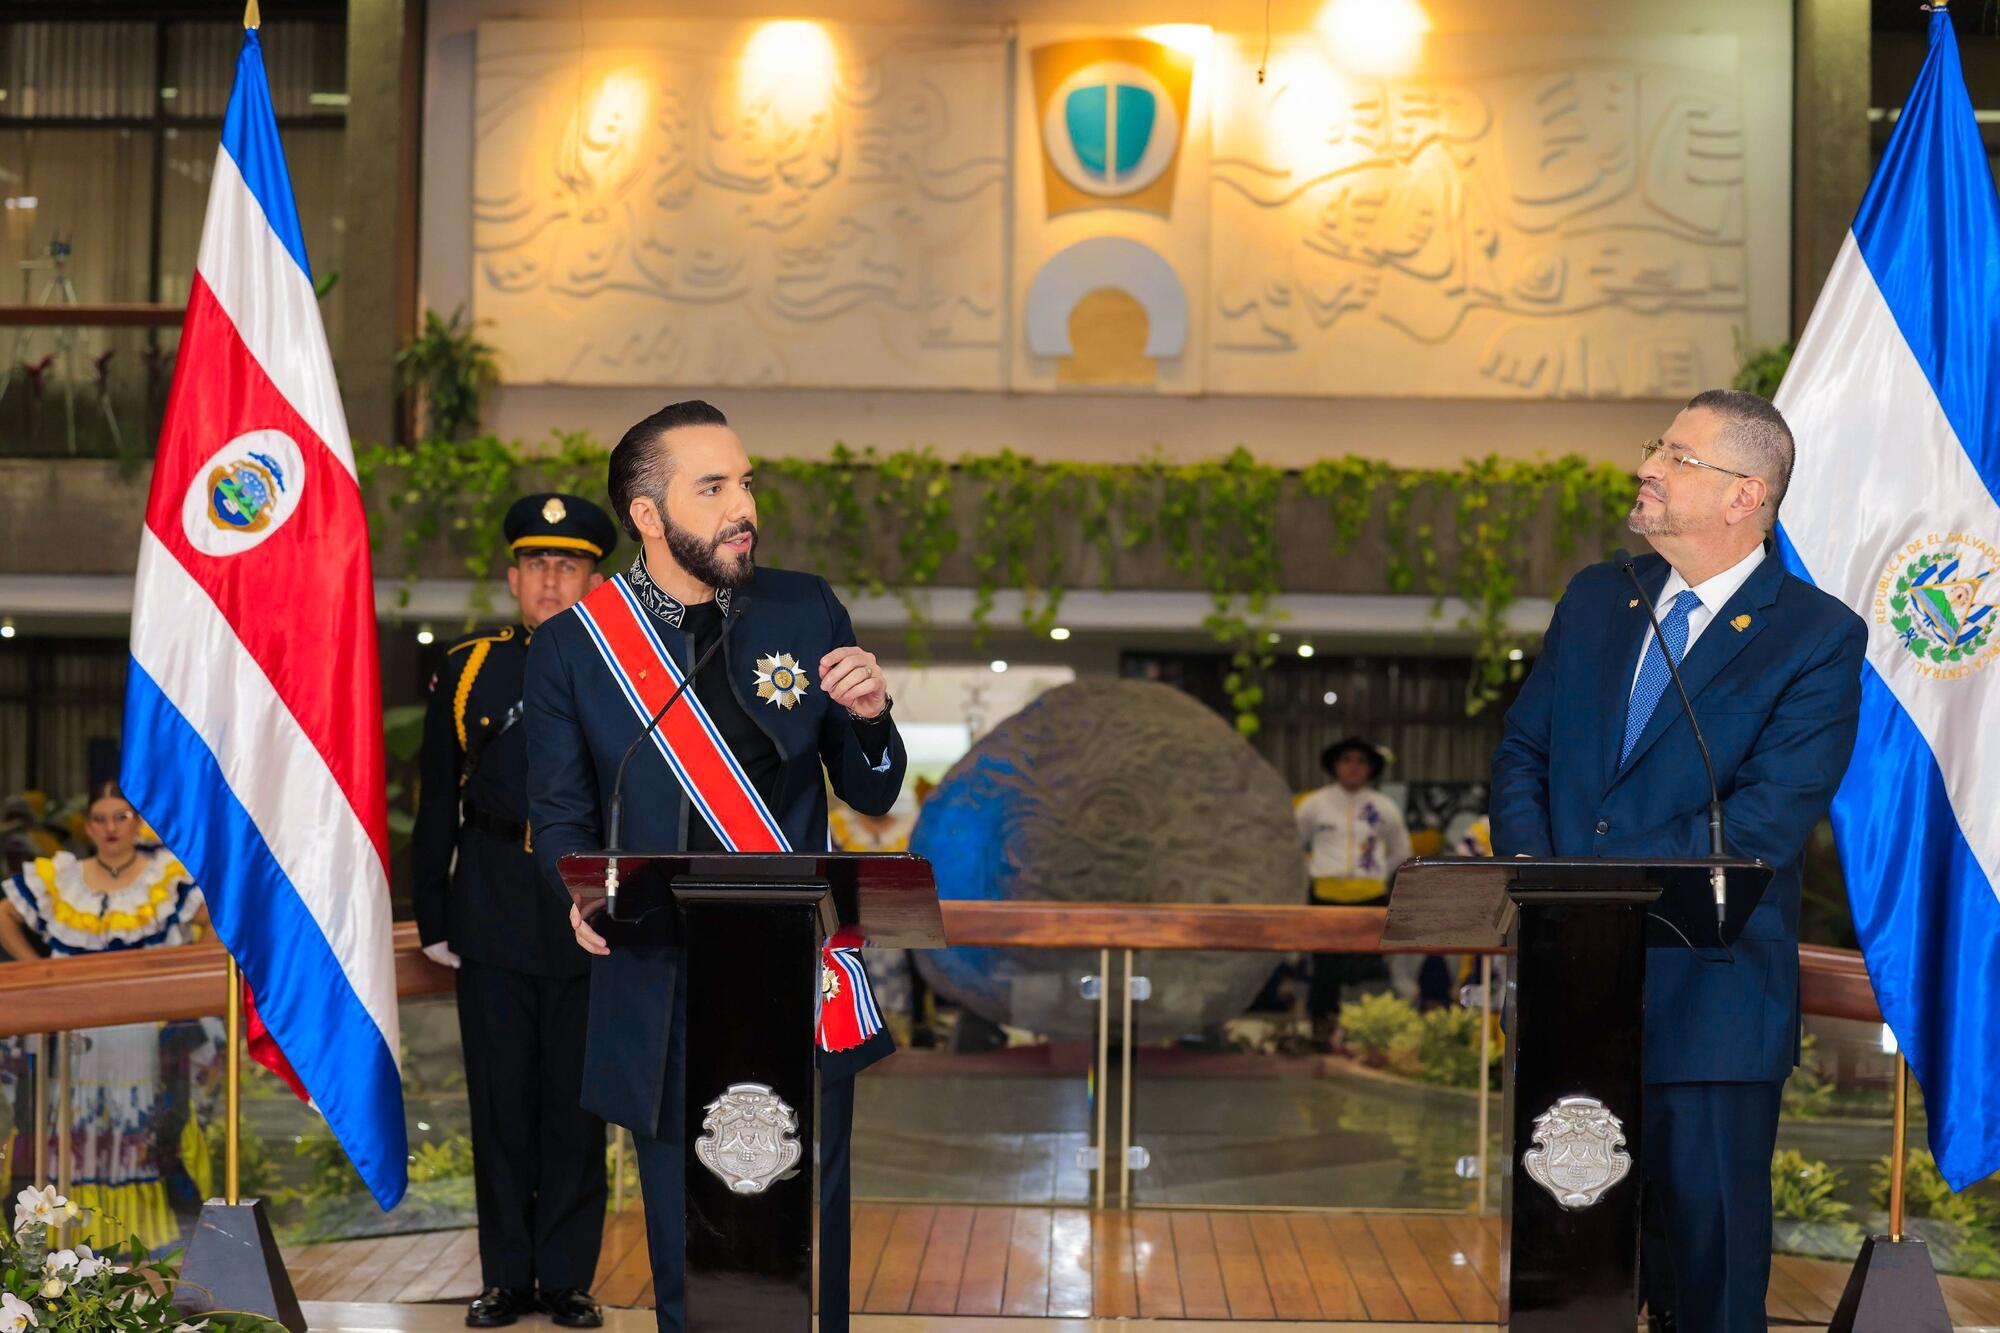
[607,400,730,541]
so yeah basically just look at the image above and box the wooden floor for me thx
[282,1207,2000,1327]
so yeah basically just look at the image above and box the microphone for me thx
[601,593,747,908]
[1615,550,1729,935]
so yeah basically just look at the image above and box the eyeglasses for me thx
[1640,439,1751,481]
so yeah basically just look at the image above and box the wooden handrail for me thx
[0,904,1884,1035]
[937,902,1484,952]
[0,303,183,328]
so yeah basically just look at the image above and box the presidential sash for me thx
[573,576,882,1052]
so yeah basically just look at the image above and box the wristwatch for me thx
[847,694,893,723]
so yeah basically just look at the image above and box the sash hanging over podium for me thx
[574,577,882,1052]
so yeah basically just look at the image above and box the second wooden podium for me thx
[1385,855,1772,1333]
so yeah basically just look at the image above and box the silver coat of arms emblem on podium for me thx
[1522,1095,1632,1210]
[694,1083,804,1195]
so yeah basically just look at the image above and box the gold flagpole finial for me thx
[244,0,261,30]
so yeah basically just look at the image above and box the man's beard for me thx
[664,512,758,589]
[1626,492,1682,537]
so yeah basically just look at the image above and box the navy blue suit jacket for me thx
[524,567,907,1135]
[1489,549,1866,1084]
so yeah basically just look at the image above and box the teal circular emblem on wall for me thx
[1042,62,1180,197]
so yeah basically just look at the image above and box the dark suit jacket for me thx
[525,567,907,1135]
[1489,549,1866,1084]
[412,625,586,977]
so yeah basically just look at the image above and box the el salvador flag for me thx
[121,19,407,1208]
[1775,6,2000,1191]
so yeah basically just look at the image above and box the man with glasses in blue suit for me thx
[1490,390,1867,1333]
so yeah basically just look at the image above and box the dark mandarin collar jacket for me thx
[525,565,906,1134]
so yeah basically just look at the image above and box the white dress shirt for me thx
[1629,543,1767,694]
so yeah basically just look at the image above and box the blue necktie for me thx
[1621,589,1702,766]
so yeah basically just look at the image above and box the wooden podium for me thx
[558,852,944,1333]
[1385,856,1772,1333]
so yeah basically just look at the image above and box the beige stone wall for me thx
[420,0,1792,468]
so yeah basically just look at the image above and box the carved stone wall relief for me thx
[473,21,1008,389]
[1207,34,1750,398]
[469,23,1770,400]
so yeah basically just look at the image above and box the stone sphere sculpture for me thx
[911,679,1306,1041]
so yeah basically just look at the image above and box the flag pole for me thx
[181,949,303,1330]
[1889,1053,1910,1242]
[1826,1044,1949,1331]
[226,954,242,1206]
[244,0,260,30]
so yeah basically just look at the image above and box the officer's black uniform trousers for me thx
[456,950,605,1292]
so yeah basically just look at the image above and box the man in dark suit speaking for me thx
[1490,389,1866,1333]
[524,400,905,1333]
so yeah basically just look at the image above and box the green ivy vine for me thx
[356,437,1632,729]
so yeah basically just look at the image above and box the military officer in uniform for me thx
[414,493,621,1329]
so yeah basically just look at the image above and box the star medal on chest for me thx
[755,652,810,709]
[822,962,842,999]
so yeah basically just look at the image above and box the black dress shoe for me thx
[466,1287,535,1328]
[541,1288,604,1329]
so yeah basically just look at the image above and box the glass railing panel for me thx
[1774,1014,2000,1284]
[850,943,1096,1205]
[2,1018,218,1255]
[233,991,473,1244]
[1126,947,1495,1213]
[1,990,476,1250]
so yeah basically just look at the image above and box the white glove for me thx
[422,941,461,969]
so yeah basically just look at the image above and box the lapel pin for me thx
[1628,599,1639,608]
[1731,614,1751,631]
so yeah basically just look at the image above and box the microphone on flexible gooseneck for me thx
[600,593,748,908]
[1615,551,1729,935]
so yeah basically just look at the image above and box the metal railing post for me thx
[32,1032,50,1189]
[55,1029,72,1247]
[1093,946,1110,1211]
[1477,955,1493,1215]
[1119,948,1136,1210]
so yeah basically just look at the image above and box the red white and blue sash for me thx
[573,576,881,1052]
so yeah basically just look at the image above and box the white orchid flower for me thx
[0,1291,38,1332]
[10,1184,67,1232]
[36,1278,63,1300]
[70,1245,108,1280]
